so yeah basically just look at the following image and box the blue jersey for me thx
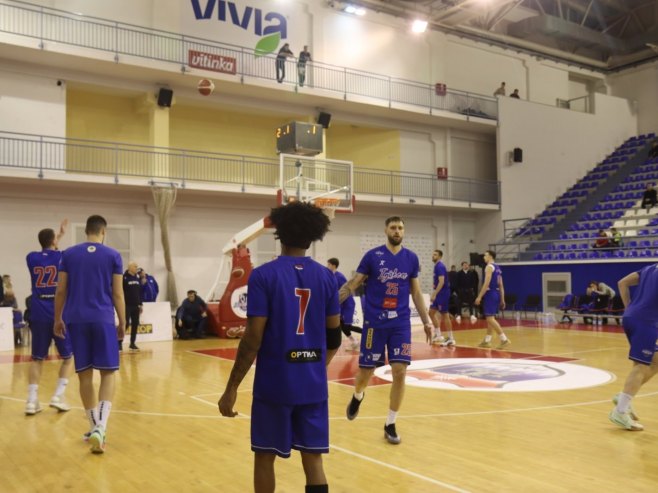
[59,242,123,324]
[248,256,340,405]
[26,249,62,322]
[356,245,420,329]
[485,262,502,292]
[334,270,355,321]
[433,261,449,294]
[625,264,658,321]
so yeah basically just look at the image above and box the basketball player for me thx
[54,215,126,454]
[25,219,73,415]
[327,257,361,350]
[340,216,433,445]
[219,201,341,493]
[429,249,455,346]
[609,264,658,431]
[475,250,510,349]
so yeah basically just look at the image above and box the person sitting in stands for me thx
[176,290,208,339]
[641,183,657,212]
[610,228,622,249]
[593,229,609,249]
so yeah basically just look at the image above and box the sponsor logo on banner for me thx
[188,50,237,74]
[190,0,288,56]
[230,285,248,319]
[125,324,154,335]
[374,358,615,392]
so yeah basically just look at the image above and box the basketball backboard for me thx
[278,153,354,213]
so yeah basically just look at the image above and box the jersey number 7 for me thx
[295,288,311,335]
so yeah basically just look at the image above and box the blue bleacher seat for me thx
[628,240,638,248]
[567,252,576,260]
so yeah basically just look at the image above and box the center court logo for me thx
[373,358,614,392]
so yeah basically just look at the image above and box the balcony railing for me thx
[0,0,498,120]
[0,132,501,205]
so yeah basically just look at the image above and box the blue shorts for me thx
[359,324,411,368]
[30,319,73,360]
[251,397,329,458]
[482,291,500,317]
[430,292,450,314]
[67,322,120,372]
[622,316,658,365]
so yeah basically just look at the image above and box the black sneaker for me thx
[384,423,401,444]
[129,345,140,352]
[346,394,364,420]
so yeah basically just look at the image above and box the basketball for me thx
[197,79,215,96]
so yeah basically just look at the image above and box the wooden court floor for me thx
[1,319,658,493]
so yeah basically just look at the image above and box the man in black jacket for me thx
[122,261,142,351]
[454,262,479,323]
[176,290,208,339]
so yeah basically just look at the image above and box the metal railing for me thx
[0,0,498,120]
[0,132,501,205]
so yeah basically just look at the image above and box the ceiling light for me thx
[412,19,428,33]
[343,4,366,15]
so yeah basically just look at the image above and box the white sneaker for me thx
[455,316,462,324]
[612,393,639,421]
[431,335,446,345]
[25,401,42,415]
[88,426,106,454]
[609,409,643,431]
[470,315,478,323]
[49,395,71,412]
[440,337,456,347]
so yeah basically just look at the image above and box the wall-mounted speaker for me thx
[513,147,523,163]
[157,88,174,108]
[317,112,332,129]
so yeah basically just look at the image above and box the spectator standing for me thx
[297,45,312,87]
[455,261,478,323]
[176,290,208,339]
[609,264,658,431]
[25,220,73,415]
[493,82,506,96]
[275,43,294,83]
[218,201,340,493]
[448,265,458,294]
[54,215,126,454]
[138,268,159,303]
[122,261,142,352]
[641,183,657,212]
[648,142,658,159]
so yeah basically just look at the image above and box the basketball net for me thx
[313,197,341,219]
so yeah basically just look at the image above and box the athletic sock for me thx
[97,400,113,430]
[385,409,398,426]
[615,392,632,414]
[434,330,442,338]
[305,485,328,493]
[354,392,364,401]
[54,378,68,397]
[28,384,38,402]
[446,331,453,339]
[484,335,492,343]
[86,408,98,429]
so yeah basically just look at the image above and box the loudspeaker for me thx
[513,147,523,163]
[157,88,174,108]
[317,112,332,129]
[469,252,485,268]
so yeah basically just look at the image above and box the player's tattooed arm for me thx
[339,273,367,303]
[219,316,266,417]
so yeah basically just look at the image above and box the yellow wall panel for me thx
[66,89,151,145]
[326,125,400,171]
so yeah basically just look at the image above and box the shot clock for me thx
[275,122,323,156]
